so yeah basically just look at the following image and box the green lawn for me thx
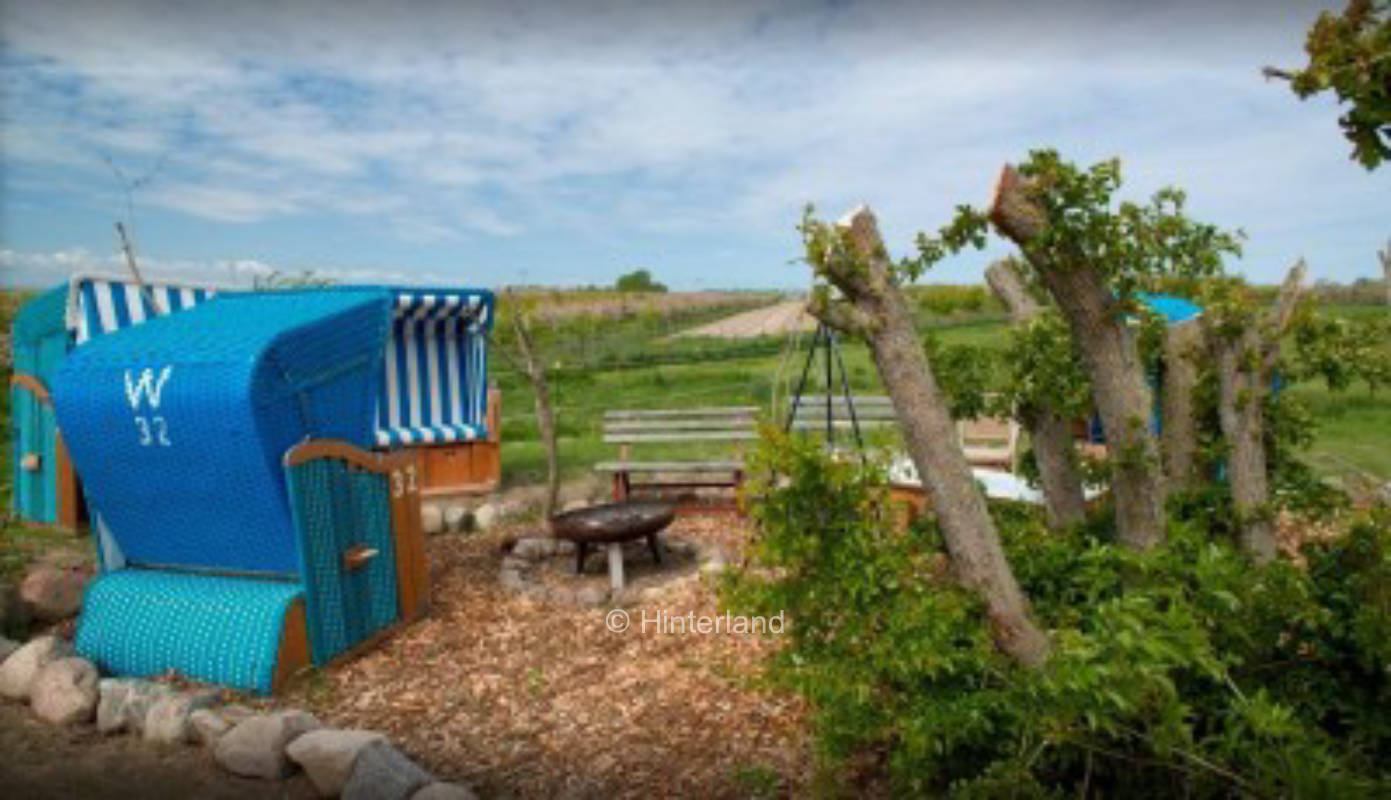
[497,303,1391,491]
[1,292,1386,535]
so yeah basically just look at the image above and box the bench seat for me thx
[594,459,743,473]
[599,407,754,514]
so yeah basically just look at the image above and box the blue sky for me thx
[1,0,1385,290]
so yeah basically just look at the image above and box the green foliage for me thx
[909,284,998,316]
[1292,311,1391,393]
[1008,151,1244,301]
[921,332,997,420]
[998,311,1093,421]
[1273,0,1391,169]
[729,431,1391,796]
[614,268,667,293]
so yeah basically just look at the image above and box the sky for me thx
[1,0,1386,291]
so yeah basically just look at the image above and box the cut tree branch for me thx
[984,258,1086,527]
[808,205,1051,668]
[989,164,1167,550]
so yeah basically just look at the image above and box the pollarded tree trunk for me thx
[807,206,1050,668]
[1204,261,1306,563]
[1213,339,1273,560]
[984,259,1087,528]
[990,166,1166,550]
[1161,319,1202,492]
[1030,411,1088,529]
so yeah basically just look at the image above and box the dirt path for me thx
[0,702,316,799]
[670,300,813,340]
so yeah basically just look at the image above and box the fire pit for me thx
[549,500,676,590]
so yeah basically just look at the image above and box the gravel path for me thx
[670,300,814,340]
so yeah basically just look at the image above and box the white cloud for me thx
[1,0,1382,286]
[0,246,458,289]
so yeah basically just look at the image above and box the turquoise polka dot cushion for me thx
[76,569,304,695]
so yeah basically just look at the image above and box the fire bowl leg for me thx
[608,542,625,592]
[647,533,666,565]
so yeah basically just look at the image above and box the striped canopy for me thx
[375,289,494,447]
[65,274,220,346]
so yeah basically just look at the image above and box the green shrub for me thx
[728,430,1391,796]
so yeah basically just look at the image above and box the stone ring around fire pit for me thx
[548,500,677,591]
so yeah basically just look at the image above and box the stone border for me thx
[498,535,726,607]
[0,634,477,800]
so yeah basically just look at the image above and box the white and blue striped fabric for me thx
[375,290,493,448]
[67,275,219,346]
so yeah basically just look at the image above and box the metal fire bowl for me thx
[548,500,676,544]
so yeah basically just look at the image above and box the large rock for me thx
[421,504,445,535]
[144,689,220,744]
[511,537,557,560]
[472,502,500,531]
[95,678,175,735]
[0,634,71,700]
[214,709,321,779]
[30,656,99,725]
[413,783,479,800]
[190,708,232,746]
[342,740,432,800]
[19,564,89,622]
[287,728,388,797]
[98,678,161,734]
[0,636,20,663]
[443,505,469,533]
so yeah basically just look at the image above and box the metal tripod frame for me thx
[783,320,865,456]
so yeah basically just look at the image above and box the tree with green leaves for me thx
[801,205,1051,668]
[1264,0,1390,169]
[984,259,1089,528]
[988,150,1243,550]
[614,268,667,293]
[1198,263,1308,562]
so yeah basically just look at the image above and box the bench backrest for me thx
[786,394,898,431]
[602,407,759,452]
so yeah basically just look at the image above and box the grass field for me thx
[493,301,1391,494]
[1,290,1386,553]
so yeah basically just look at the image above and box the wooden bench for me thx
[595,407,758,514]
[792,394,1020,470]
[786,394,898,436]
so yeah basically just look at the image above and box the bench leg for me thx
[612,472,631,503]
[733,469,745,517]
[607,542,625,592]
[575,542,588,575]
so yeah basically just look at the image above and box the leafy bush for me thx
[614,268,667,293]
[728,430,1391,796]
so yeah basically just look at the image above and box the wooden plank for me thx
[272,598,311,692]
[604,418,756,433]
[595,460,742,472]
[793,395,892,405]
[9,373,53,405]
[55,433,80,530]
[603,431,760,444]
[387,450,429,621]
[788,419,898,430]
[604,406,759,420]
[788,410,899,421]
